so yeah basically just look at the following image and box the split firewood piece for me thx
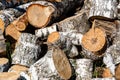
[27,0,84,28]
[76,59,93,80]
[8,64,28,74]
[35,25,57,40]
[47,32,82,57]
[20,49,61,80]
[89,0,117,21]
[52,47,72,79]
[0,58,9,72]
[93,19,116,38]
[82,21,106,52]
[56,10,90,34]
[115,64,120,80]
[6,24,21,40]
[0,72,20,80]
[102,68,113,78]
[12,33,41,67]
[92,78,115,80]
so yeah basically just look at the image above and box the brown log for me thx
[52,47,72,79]
[0,72,20,80]
[102,68,113,78]
[12,33,41,67]
[88,0,117,21]
[8,64,28,74]
[26,0,84,28]
[11,13,28,31]
[47,32,82,57]
[5,24,21,40]
[115,64,120,80]
[82,20,106,52]
[0,58,9,72]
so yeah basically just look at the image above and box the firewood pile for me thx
[0,0,120,80]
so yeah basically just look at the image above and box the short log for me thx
[0,58,9,72]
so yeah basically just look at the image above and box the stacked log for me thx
[0,58,9,72]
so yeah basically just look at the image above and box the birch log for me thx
[12,33,41,67]
[88,0,117,21]
[47,32,82,57]
[0,58,9,72]
[76,59,93,80]
[35,25,57,40]
[26,0,84,28]
[20,49,61,80]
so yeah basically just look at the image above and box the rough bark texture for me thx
[92,78,115,80]
[0,58,9,72]
[75,59,93,80]
[20,48,61,80]
[0,39,6,56]
[89,0,117,21]
[115,64,120,80]
[57,10,90,34]
[35,25,57,40]
[12,33,41,67]
[47,32,82,57]
[117,3,120,19]
[26,0,84,28]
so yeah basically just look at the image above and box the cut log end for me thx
[52,47,72,79]
[0,18,5,32]
[47,32,60,43]
[27,4,55,28]
[102,68,113,78]
[0,58,8,65]
[15,22,26,31]
[6,24,21,40]
[82,28,106,52]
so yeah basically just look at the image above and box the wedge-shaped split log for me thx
[0,58,9,72]
[89,0,117,21]
[76,59,93,80]
[12,33,41,67]
[26,0,84,28]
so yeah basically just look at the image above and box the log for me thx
[115,64,120,80]
[12,13,28,31]
[12,33,41,67]
[26,0,84,28]
[52,47,72,79]
[56,10,90,34]
[92,78,115,80]
[117,3,120,19]
[82,21,106,52]
[8,64,28,74]
[76,59,93,80]
[35,25,57,40]
[0,58,9,72]
[88,0,117,21]
[0,72,20,80]
[5,24,21,40]
[47,32,82,57]
[20,48,61,80]
[102,68,113,78]
[0,38,6,57]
